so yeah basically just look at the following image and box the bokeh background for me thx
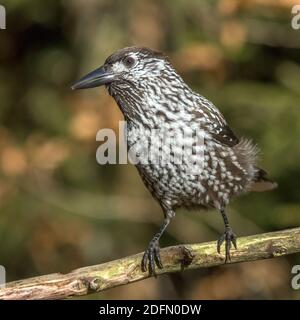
[0,0,300,299]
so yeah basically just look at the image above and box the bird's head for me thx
[71,46,169,91]
[72,47,189,123]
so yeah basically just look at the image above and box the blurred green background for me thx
[0,0,300,299]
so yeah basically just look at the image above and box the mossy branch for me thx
[0,227,300,300]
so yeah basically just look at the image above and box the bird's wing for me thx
[194,98,239,147]
[209,123,239,147]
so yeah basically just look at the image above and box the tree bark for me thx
[0,227,300,300]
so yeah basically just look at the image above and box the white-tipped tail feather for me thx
[250,168,278,192]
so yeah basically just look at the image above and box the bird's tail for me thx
[250,167,277,192]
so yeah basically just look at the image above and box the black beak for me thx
[71,65,115,90]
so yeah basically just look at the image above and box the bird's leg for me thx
[217,207,237,262]
[141,210,174,276]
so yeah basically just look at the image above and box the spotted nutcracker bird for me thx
[72,47,277,276]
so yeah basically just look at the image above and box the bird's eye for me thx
[123,56,135,68]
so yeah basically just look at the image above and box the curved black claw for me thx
[217,227,237,263]
[141,238,163,276]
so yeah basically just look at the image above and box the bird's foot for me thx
[217,226,237,263]
[141,237,163,277]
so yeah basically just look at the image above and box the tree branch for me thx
[1,227,300,300]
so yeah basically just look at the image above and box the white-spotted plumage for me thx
[73,46,277,275]
[106,47,260,212]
